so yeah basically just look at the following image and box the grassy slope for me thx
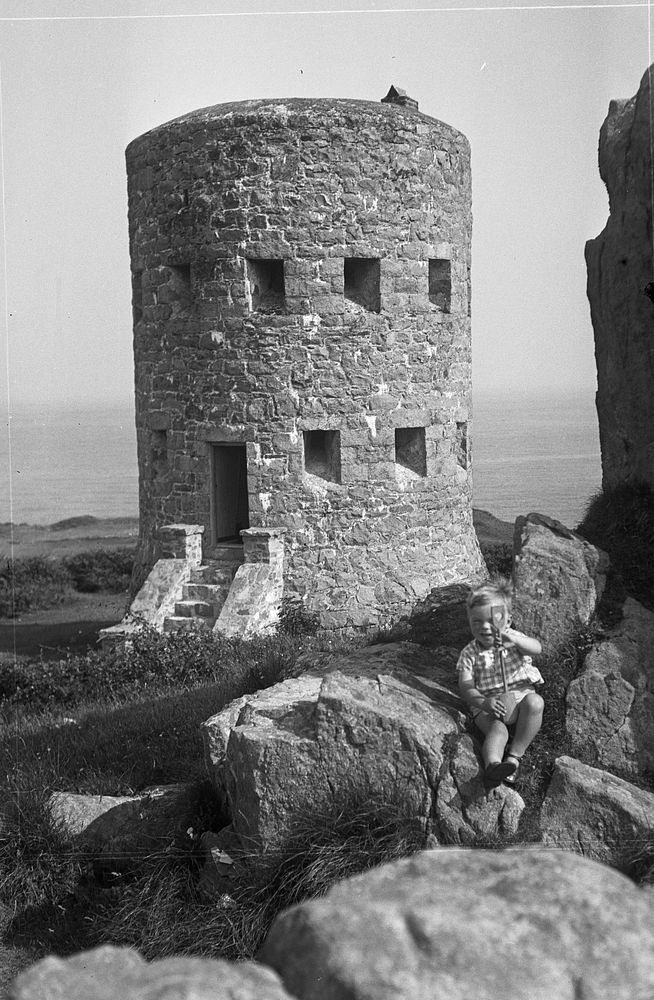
[0,510,516,988]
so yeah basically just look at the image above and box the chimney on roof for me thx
[381,85,419,110]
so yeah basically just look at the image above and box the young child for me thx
[457,578,544,788]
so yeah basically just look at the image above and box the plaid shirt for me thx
[456,634,544,696]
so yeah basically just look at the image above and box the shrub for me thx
[577,482,654,611]
[277,595,321,637]
[0,547,135,617]
[0,557,74,617]
[63,547,135,593]
[480,540,513,577]
[0,625,310,715]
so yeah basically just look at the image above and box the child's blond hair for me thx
[466,576,513,613]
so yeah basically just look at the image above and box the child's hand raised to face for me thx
[468,603,511,649]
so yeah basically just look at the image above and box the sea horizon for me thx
[2,386,601,530]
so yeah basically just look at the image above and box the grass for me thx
[2,507,653,985]
[617,834,654,886]
[97,796,424,961]
[0,547,135,618]
[0,598,418,980]
[2,791,426,965]
[1,627,334,792]
[577,481,654,612]
[0,620,318,717]
[1,622,344,983]
[0,613,596,981]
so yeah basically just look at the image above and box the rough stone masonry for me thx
[126,91,484,630]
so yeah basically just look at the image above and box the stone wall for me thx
[586,65,654,490]
[126,95,484,629]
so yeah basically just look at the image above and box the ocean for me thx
[2,403,139,525]
[1,389,602,530]
[472,388,602,528]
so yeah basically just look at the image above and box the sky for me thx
[0,0,651,410]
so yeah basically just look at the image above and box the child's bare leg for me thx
[475,713,510,767]
[508,693,544,758]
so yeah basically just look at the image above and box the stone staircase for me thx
[163,544,244,634]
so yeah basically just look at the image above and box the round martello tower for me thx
[126,89,484,630]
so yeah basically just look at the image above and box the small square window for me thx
[429,259,451,312]
[344,258,380,312]
[246,258,285,312]
[304,430,341,484]
[395,427,427,478]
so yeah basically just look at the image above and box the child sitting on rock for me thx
[457,578,544,788]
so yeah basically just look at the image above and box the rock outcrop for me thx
[512,512,608,655]
[259,848,654,1000]
[585,64,654,490]
[13,850,654,1000]
[201,642,523,857]
[47,783,203,880]
[540,755,654,866]
[566,597,654,779]
[49,784,200,848]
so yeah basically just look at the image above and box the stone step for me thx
[190,564,239,586]
[174,600,217,618]
[211,544,244,563]
[183,582,230,603]
[163,616,213,634]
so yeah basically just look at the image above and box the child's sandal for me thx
[484,759,518,788]
[502,753,521,786]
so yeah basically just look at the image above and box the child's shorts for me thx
[470,685,537,720]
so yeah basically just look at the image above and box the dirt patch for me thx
[0,593,128,661]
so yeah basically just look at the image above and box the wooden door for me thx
[212,445,249,542]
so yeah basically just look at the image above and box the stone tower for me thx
[126,92,484,630]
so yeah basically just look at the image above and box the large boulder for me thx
[259,847,654,1000]
[585,65,654,489]
[10,945,294,1000]
[566,598,654,778]
[540,754,654,866]
[201,642,523,855]
[512,512,608,655]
